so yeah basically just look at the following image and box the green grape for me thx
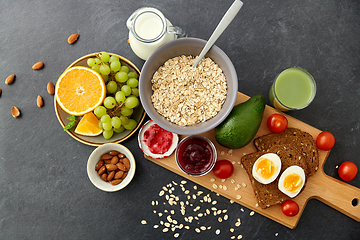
[111,116,122,129]
[98,120,103,129]
[121,85,132,96]
[100,114,111,123]
[114,125,125,133]
[115,91,126,103]
[110,60,121,72]
[127,78,139,88]
[120,106,133,116]
[94,106,107,117]
[120,66,129,73]
[94,58,101,65]
[100,64,111,75]
[131,88,139,97]
[123,119,137,130]
[127,71,138,79]
[101,74,109,82]
[103,96,116,109]
[92,65,100,73]
[109,55,120,63]
[102,122,113,131]
[107,81,118,93]
[103,129,114,139]
[100,51,110,63]
[87,58,96,67]
[120,115,129,125]
[125,96,139,109]
[115,72,128,83]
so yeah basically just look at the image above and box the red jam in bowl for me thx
[143,124,173,155]
[176,135,216,176]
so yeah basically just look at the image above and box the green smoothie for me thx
[269,67,316,111]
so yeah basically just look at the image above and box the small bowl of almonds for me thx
[87,143,136,192]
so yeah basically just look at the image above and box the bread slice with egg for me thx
[241,144,307,209]
[253,128,319,177]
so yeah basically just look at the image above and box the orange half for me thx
[74,112,103,136]
[55,66,106,116]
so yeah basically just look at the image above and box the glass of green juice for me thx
[269,67,316,111]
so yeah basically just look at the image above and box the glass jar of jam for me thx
[175,135,217,177]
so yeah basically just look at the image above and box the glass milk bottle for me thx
[126,7,186,60]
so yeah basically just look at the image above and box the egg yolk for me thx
[256,158,275,179]
[283,173,303,193]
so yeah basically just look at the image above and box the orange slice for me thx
[55,66,106,116]
[74,112,103,136]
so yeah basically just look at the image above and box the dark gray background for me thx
[1,0,359,239]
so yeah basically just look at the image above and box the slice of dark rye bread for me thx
[253,128,319,177]
[241,144,307,209]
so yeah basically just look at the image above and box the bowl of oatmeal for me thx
[139,37,238,135]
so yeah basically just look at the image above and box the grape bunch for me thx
[87,51,140,139]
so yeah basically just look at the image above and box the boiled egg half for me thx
[278,165,306,198]
[252,153,281,184]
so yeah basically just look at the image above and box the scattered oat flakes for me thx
[230,228,235,233]
[195,228,201,233]
[174,233,179,238]
[275,232,279,236]
[215,229,221,235]
[250,211,255,216]
[237,235,243,239]
[163,228,169,232]
[141,220,147,225]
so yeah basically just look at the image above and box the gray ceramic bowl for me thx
[139,37,238,135]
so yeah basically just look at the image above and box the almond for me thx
[68,33,79,44]
[101,173,108,182]
[37,95,44,108]
[107,171,115,181]
[95,160,104,171]
[105,164,118,171]
[32,62,44,70]
[116,162,126,171]
[47,82,55,95]
[122,158,131,170]
[110,179,122,185]
[11,106,20,118]
[98,166,106,175]
[110,156,119,165]
[101,153,113,160]
[114,171,124,180]
[5,74,15,85]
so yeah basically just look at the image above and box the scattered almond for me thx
[11,106,20,118]
[5,74,15,85]
[37,95,44,108]
[68,33,79,44]
[32,62,44,70]
[47,82,55,95]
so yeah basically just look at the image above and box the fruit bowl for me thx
[54,53,146,146]
[87,143,136,192]
[139,37,238,135]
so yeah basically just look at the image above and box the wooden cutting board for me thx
[144,92,360,229]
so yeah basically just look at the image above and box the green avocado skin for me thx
[215,94,266,149]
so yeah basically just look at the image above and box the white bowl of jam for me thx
[175,135,217,177]
[138,120,179,159]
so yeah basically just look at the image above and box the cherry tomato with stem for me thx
[212,159,234,179]
[281,200,299,217]
[267,114,288,133]
[338,161,358,181]
[316,131,335,151]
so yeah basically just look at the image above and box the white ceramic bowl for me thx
[54,52,146,146]
[87,143,136,192]
[139,38,238,135]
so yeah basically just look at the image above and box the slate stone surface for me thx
[0,0,359,239]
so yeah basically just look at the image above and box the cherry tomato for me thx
[316,131,335,151]
[267,114,288,133]
[338,161,358,181]
[281,200,299,217]
[212,160,234,179]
